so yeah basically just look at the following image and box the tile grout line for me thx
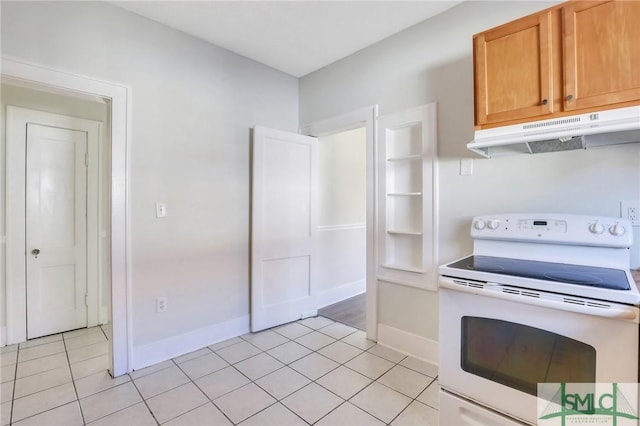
[386,378,433,425]
[175,323,324,424]
[308,344,439,425]
[215,358,274,424]
[205,318,435,424]
[171,354,237,425]
[68,329,118,422]
[8,333,73,424]
[11,326,128,425]
[98,325,109,342]
[224,335,320,425]
[230,321,408,424]
[61,331,87,426]
[376,358,441,425]
[8,343,20,426]
[246,369,311,425]
[216,322,380,424]
[79,380,138,425]
[312,354,405,425]
[9,318,437,426]
[128,360,173,426]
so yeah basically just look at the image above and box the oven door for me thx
[439,276,639,425]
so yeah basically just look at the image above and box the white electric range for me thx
[438,213,639,425]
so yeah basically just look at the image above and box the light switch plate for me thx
[460,158,473,176]
[156,297,167,312]
[156,203,167,218]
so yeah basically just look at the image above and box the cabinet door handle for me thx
[541,99,548,105]
[566,94,574,101]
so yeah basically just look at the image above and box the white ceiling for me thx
[113,1,462,77]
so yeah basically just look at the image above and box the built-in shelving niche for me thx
[377,104,437,289]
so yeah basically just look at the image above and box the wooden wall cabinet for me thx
[563,1,640,112]
[474,0,640,129]
[474,11,555,126]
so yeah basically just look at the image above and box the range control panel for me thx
[471,214,633,248]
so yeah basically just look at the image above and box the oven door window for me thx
[461,317,596,396]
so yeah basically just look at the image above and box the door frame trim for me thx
[1,57,131,376]
[300,105,379,341]
[9,108,101,338]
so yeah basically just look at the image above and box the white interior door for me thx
[26,123,88,339]
[251,126,318,332]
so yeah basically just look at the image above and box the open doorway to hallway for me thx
[315,127,367,330]
[300,105,378,340]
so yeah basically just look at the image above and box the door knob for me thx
[31,248,40,256]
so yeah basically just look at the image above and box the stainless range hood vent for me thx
[468,106,640,158]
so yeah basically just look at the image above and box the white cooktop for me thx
[439,214,639,305]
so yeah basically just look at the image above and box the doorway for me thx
[316,127,367,330]
[4,89,108,340]
[1,57,130,377]
[300,105,378,340]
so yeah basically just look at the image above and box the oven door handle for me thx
[439,279,639,321]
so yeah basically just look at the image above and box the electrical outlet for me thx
[621,201,640,226]
[156,297,167,312]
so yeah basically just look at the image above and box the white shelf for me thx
[387,192,422,196]
[387,229,422,236]
[377,103,437,290]
[382,263,426,274]
[387,154,421,162]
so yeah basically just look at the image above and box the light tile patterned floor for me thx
[0,318,439,425]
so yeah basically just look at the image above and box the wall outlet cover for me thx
[621,200,640,226]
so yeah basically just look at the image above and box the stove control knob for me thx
[609,224,626,237]
[473,219,486,230]
[487,219,500,230]
[588,222,605,234]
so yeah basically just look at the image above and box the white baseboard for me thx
[377,323,438,365]
[317,279,366,309]
[0,326,6,347]
[132,315,249,371]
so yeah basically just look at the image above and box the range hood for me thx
[468,105,640,158]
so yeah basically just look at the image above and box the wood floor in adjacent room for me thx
[318,293,366,331]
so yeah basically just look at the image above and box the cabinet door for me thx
[563,1,640,111]
[475,12,553,126]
